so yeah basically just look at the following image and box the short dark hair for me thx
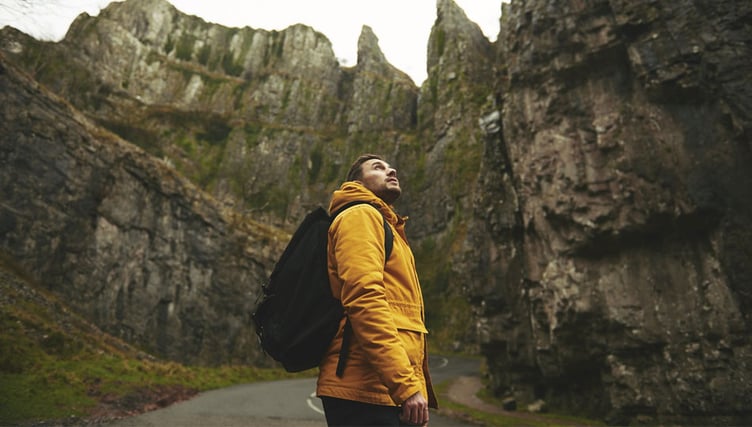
[346,154,384,182]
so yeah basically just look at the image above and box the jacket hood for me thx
[328,182,403,226]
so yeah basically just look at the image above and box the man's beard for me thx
[379,187,401,205]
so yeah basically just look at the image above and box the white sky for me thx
[0,0,505,84]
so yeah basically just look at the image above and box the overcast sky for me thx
[0,0,505,84]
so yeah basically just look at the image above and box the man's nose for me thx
[387,168,397,177]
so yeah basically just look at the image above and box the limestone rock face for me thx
[66,0,342,122]
[0,0,419,227]
[407,0,495,238]
[344,26,417,133]
[0,55,279,365]
[463,0,752,423]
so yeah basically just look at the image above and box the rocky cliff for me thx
[0,55,281,365]
[1,0,751,424]
[464,0,752,424]
[0,0,418,226]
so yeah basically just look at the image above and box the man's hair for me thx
[346,154,384,182]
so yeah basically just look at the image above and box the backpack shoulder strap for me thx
[383,217,393,261]
[331,200,370,219]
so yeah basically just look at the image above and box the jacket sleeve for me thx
[330,205,423,404]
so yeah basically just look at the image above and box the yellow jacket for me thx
[316,182,437,408]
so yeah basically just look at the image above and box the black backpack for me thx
[252,201,394,373]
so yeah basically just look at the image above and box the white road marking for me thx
[433,356,449,369]
[307,391,325,415]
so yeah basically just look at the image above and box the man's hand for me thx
[400,391,429,426]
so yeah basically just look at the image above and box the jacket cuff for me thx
[392,382,423,406]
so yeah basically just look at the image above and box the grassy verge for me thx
[0,264,309,426]
[0,351,309,425]
[434,380,604,427]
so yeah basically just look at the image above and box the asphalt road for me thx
[97,355,481,427]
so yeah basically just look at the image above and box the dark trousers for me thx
[321,396,404,426]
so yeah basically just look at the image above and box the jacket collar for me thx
[328,182,404,225]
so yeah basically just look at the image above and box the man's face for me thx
[357,158,401,204]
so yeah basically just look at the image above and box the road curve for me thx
[97,355,481,427]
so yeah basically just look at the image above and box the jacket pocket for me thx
[390,306,428,334]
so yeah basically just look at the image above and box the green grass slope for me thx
[0,256,304,426]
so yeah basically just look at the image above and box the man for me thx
[317,154,438,426]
